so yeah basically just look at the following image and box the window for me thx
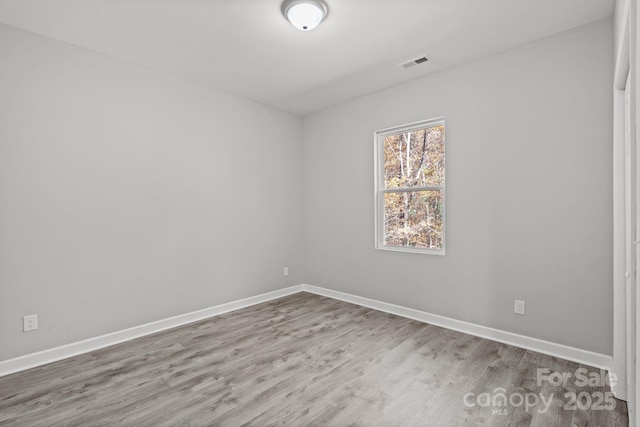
[374,118,445,254]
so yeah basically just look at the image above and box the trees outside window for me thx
[375,118,445,254]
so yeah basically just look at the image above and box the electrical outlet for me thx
[283,266,289,277]
[23,314,38,332]
[514,300,526,316]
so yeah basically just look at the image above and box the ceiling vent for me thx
[400,56,429,69]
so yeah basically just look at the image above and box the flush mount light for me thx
[282,0,328,31]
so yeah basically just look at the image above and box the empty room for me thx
[0,0,635,425]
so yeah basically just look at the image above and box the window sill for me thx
[375,245,445,256]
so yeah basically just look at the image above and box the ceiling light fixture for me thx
[282,0,328,31]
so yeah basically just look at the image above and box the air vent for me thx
[400,56,429,69]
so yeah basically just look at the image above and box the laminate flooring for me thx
[0,292,628,426]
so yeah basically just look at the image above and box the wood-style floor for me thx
[0,292,628,426]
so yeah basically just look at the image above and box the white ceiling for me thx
[0,0,614,115]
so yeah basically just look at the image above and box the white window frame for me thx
[374,117,446,255]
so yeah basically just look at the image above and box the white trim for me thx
[1,283,613,381]
[374,117,446,255]
[376,117,446,136]
[380,186,443,194]
[301,284,613,371]
[612,0,633,405]
[0,285,304,378]
[613,86,629,401]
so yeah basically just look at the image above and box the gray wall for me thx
[1,18,614,362]
[303,19,614,354]
[0,24,305,361]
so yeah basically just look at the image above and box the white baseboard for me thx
[0,285,304,377]
[301,284,613,372]
[1,283,613,383]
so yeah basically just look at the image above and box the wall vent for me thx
[400,56,429,69]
